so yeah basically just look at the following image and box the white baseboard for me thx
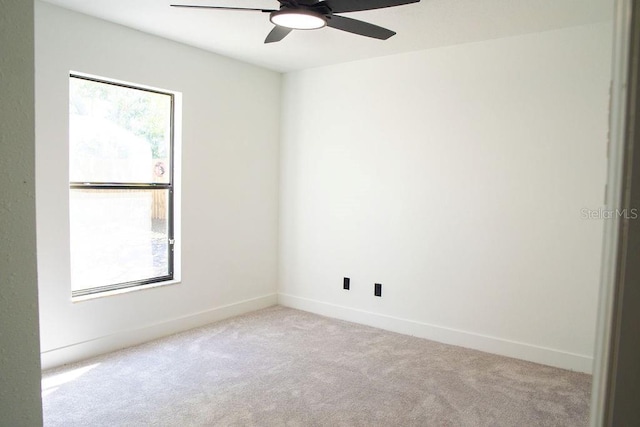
[278,293,593,374]
[41,293,278,370]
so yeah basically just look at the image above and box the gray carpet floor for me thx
[42,306,591,426]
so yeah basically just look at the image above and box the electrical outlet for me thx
[374,283,382,297]
[343,277,350,290]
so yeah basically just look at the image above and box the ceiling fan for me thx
[170,0,421,43]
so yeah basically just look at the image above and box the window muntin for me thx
[69,74,175,297]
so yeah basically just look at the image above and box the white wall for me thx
[0,0,43,424]
[279,23,612,373]
[35,2,281,369]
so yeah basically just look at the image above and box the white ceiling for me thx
[41,0,612,72]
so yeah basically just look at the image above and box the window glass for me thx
[69,75,175,297]
[69,77,171,184]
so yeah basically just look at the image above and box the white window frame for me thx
[69,72,182,299]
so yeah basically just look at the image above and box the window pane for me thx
[70,189,170,292]
[69,77,172,184]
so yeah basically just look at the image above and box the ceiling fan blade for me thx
[326,15,395,40]
[170,4,275,12]
[322,0,419,13]
[265,26,293,43]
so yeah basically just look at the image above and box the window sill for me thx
[71,279,181,303]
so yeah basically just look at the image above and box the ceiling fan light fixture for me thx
[270,9,326,30]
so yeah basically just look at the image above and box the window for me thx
[69,74,176,297]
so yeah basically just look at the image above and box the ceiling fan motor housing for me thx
[270,8,328,30]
